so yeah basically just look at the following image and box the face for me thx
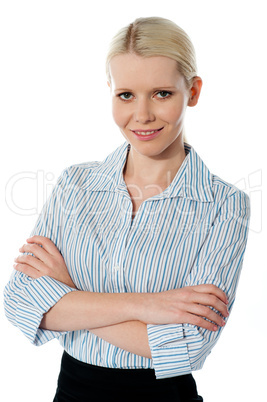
[108,53,201,160]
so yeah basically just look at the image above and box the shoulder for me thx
[184,144,249,211]
[57,142,128,191]
[60,160,101,188]
[210,174,250,226]
[212,174,250,207]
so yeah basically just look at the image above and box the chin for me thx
[130,141,173,159]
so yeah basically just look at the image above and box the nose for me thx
[134,98,155,124]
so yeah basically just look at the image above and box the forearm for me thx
[90,321,152,359]
[40,285,228,333]
[40,290,152,358]
[40,290,145,332]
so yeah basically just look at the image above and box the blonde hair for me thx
[106,17,198,90]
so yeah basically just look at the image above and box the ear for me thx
[188,76,203,107]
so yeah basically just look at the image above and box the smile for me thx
[131,128,163,136]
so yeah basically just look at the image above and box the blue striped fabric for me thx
[4,142,250,379]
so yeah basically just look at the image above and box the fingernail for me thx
[13,264,17,269]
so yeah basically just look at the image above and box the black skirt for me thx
[53,351,203,402]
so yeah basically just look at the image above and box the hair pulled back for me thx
[106,17,197,89]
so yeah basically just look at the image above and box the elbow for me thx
[187,327,223,372]
[3,283,18,328]
[3,283,43,345]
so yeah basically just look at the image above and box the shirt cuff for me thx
[16,275,77,346]
[147,324,192,379]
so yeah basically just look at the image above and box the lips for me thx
[132,127,163,135]
[130,127,164,140]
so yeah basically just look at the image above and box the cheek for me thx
[112,101,129,128]
[174,97,188,121]
[159,103,185,125]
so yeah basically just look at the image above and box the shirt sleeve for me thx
[147,189,250,379]
[3,168,78,346]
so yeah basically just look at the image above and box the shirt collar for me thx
[166,143,214,202]
[83,142,214,203]
[81,142,129,193]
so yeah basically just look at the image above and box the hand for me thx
[14,235,77,289]
[139,284,229,331]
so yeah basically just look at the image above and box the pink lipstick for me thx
[131,127,163,141]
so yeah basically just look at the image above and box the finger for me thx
[13,262,43,279]
[14,254,46,273]
[19,243,50,265]
[183,312,219,332]
[26,235,59,256]
[192,292,229,318]
[193,284,228,304]
[188,303,226,327]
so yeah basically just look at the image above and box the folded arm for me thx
[145,189,250,378]
[4,159,250,379]
[8,236,228,356]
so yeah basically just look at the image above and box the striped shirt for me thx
[4,142,250,379]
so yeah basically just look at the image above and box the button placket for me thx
[110,196,132,292]
[113,264,120,272]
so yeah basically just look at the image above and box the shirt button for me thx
[114,265,120,272]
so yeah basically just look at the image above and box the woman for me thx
[4,17,250,401]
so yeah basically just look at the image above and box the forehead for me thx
[109,54,184,89]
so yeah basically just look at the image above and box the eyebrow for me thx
[114,86,177,92]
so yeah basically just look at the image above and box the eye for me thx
[118,92,133,101]
[156,91,172,99]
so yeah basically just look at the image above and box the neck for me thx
[124,141,186,187]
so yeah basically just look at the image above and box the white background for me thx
[1,1,266,401]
